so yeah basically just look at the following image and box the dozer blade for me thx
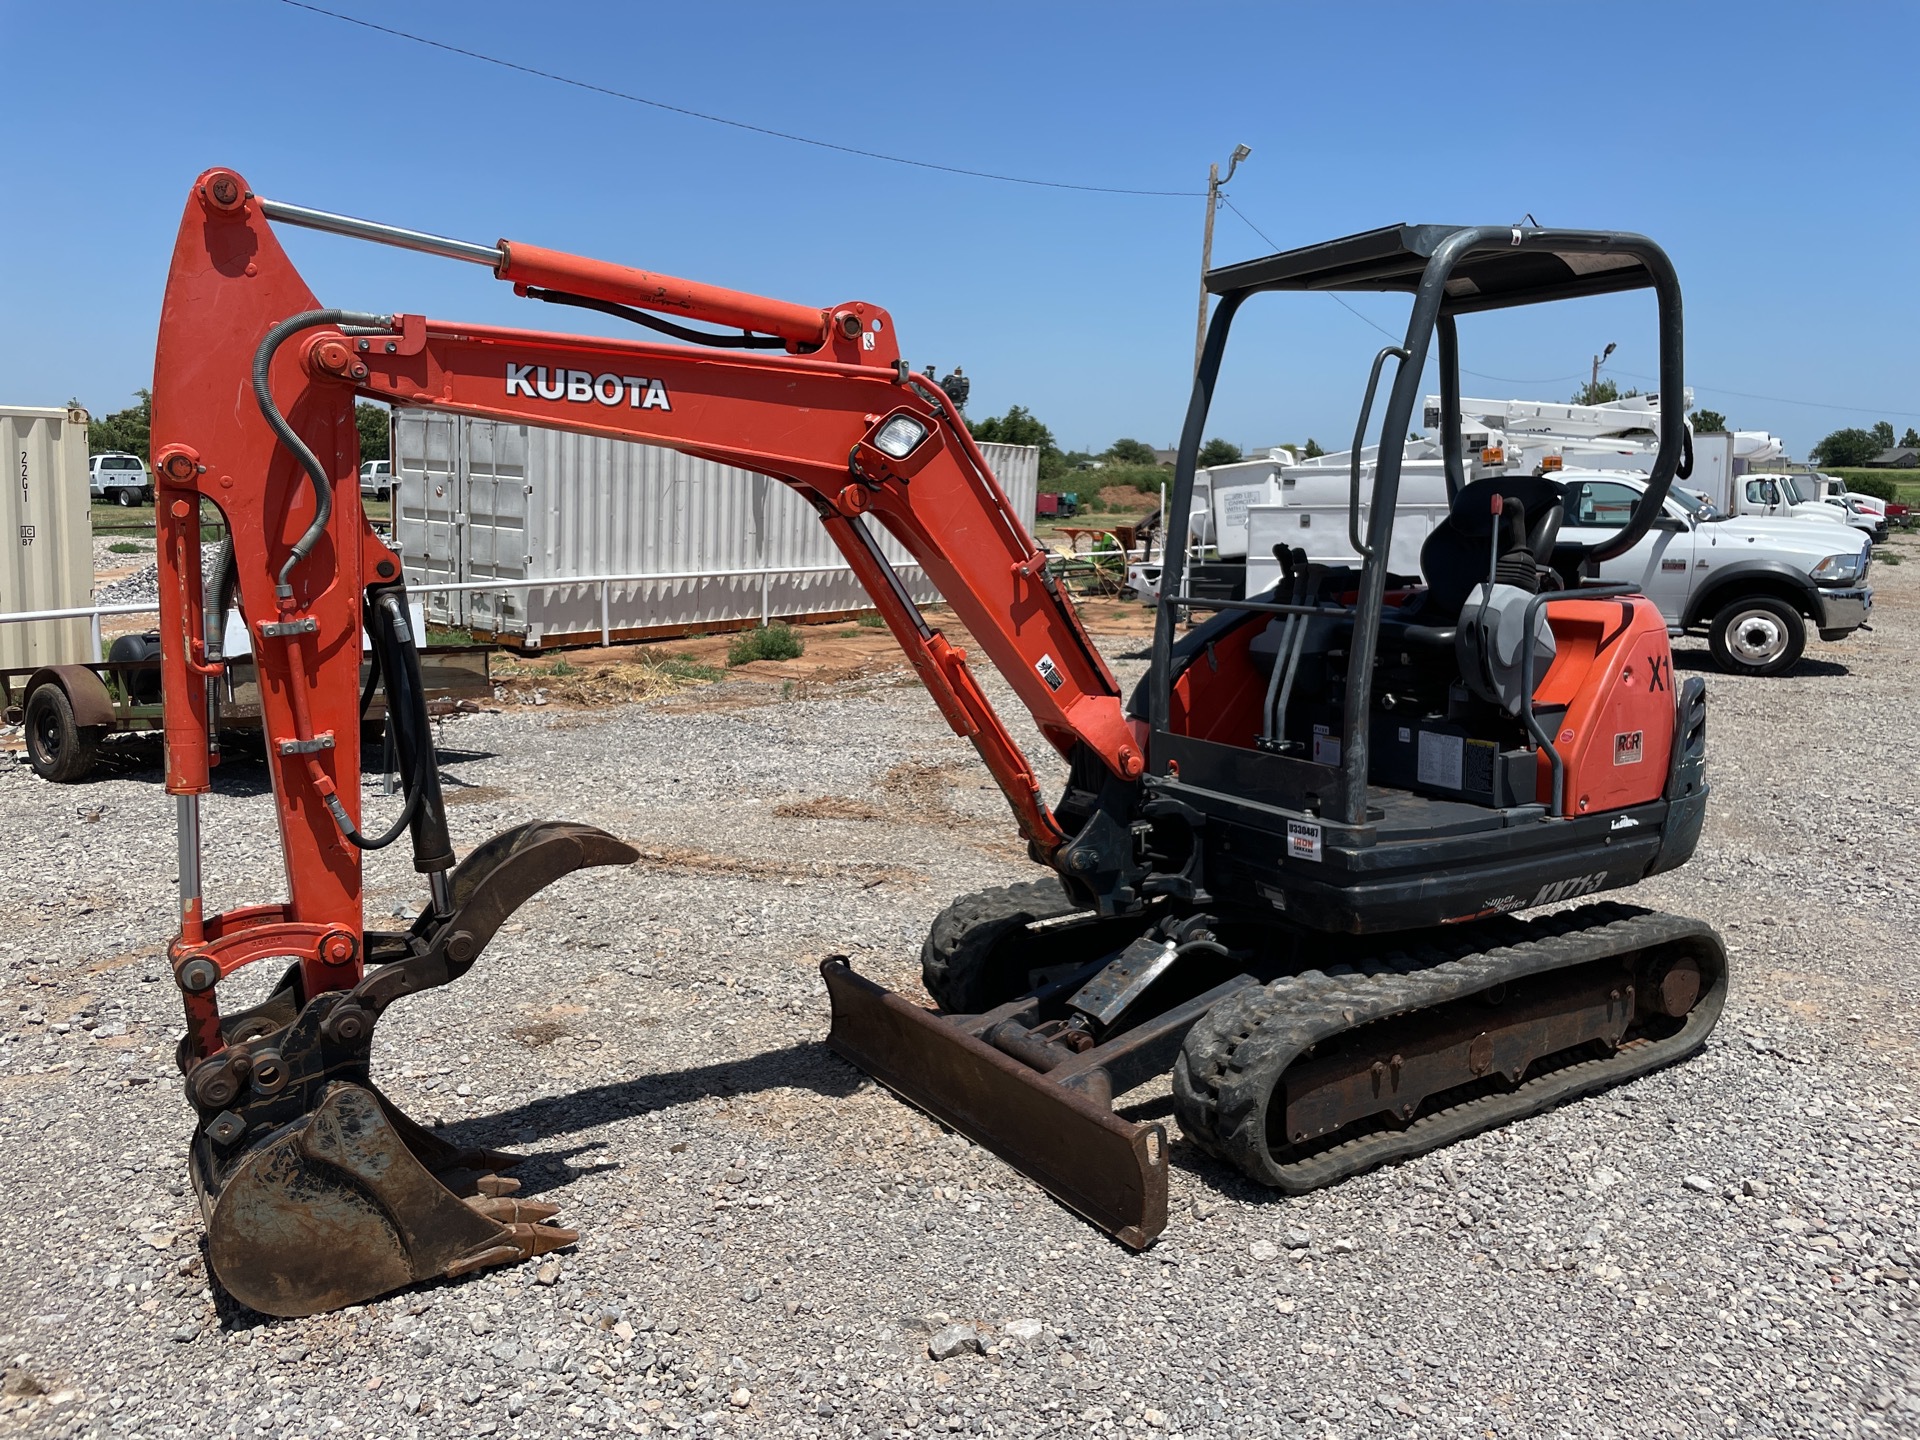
[821,958,1168,1249]
[196,1082,575,1318]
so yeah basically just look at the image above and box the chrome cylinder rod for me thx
[176,794,202,921]
[258,197,505,269]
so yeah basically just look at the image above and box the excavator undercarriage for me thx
[146,172,1728,1315]
[831,888,1725,1248]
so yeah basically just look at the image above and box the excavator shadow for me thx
[426,1041,866,1200]
[194,1041,864,1329]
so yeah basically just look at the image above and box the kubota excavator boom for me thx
[152,168,1157,1315]
[152,171,1725,1319]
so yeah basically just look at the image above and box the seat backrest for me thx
[1418,477,1565,622]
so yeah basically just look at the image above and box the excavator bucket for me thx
[196,1082,571,1317]
[822,958,1172,1249]
[183,821,637,1317]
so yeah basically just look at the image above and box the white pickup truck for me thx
[88,453,152,505]
[1558,470,1872,676]
[1735,472,1884,544]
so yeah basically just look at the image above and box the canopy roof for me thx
[1205,224,1660,314]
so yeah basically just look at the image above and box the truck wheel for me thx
[24,685,99,783]
[114,488,139,507]
[1708,596,1805,677]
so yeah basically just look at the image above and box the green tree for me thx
[1689,408,1728,432]
[1809,427,1881,467]
[1105,437,1159,466]
[1197,438,1243,467]
[1302,438,1325,459]
[1570,379,1642,406]
[88,389,152,460]
[356,403,391,462]
[1901,427,1920,448]
[1870,421,1896,452]
[968,405,1066,479]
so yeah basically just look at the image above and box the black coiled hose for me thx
[250,307,391,597]
[327,598,429,852]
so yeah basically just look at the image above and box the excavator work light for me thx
[873,414,929,459]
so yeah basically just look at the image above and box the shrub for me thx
[1842,473,1899,504]
[856,611,888,629]
[107,540,143,555]
[653,654,726,681]
[727,623,805,666]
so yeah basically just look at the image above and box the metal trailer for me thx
[3,645,492,783]
[392,409,1039,645]
[1,405,93,671]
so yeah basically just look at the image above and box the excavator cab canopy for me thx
[1152,223,1687,830]
[1203,222,1667,310]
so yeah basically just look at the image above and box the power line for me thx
[1217,200,1586,387]
[277,1,1205,198]
[1612,370,1920,422]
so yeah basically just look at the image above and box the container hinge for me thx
[277,733,336,756]
[257,618,318,638]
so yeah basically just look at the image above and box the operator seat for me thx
[1417,476,1565,624]
[1387,476,1565,717]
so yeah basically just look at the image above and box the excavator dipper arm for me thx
[149,169,1142,1314]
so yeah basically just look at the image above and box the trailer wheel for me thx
[1707,595,1804,678]
[24,684,99,783]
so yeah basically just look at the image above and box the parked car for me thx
[88,453,152,505]
[1558,472,1872,677]
[360,458,394,501]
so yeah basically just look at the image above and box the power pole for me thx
[1194,144,1252,377]
[1588,341,1617,401]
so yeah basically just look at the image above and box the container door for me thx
[395,410,466,628]
[460,419,530,638]
[0,409,92,670]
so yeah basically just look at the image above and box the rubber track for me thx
[1171,903,1727,1193]
[919,879,1083,1013]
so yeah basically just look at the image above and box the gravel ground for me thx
[2,542,1918,1440]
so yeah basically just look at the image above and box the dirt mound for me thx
[1096,485,1161,513]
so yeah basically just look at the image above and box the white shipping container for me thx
[392,410,1038,645]
[1,406,93,670]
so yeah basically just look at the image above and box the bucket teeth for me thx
[445,1223,581,1279]
[465,1195,562,1225]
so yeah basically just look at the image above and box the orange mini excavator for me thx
[151,169,1725,1316]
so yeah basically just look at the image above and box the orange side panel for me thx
[1167,616,1268,749]
[1534,598,1675,815]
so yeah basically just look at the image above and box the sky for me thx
[5,1,1918,460]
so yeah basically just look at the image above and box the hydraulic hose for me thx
[368,589,455,875]
[251,308,392,598]
[323,595,427,852]
[524,287,792,349]
[204,536,234,661]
